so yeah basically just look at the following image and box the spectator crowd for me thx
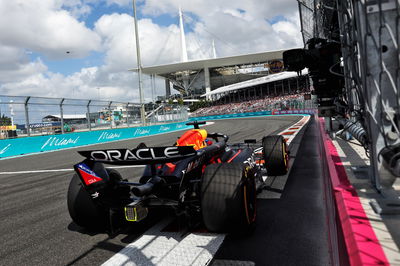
[191,93,309,117]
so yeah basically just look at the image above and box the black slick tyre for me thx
[262,135,289,176]
[67,173,108,231]
[201,163,257,233]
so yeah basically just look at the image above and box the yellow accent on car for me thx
[125,206,138,221]
[196,129,208,140]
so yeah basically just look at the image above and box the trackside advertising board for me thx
[189,109,315,122]
[190,111,272,121]
[0,109,315,159]
[0,122,192,158]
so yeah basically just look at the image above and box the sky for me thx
[0,0,302,103]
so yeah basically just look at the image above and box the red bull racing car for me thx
[67,121,289,233]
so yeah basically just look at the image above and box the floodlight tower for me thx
[132,0,146,125]
[212,39,217,59]
[179,6,188,62]
[178,6,190,96]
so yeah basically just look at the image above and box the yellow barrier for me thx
[0,125,16,130]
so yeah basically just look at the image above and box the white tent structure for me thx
[202,69,309,97]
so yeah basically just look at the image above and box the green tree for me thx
[189,100,211,112]
[0,114,11,126]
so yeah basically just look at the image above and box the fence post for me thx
[108,101,112,129]
[87,100,91,131]
[162,105,165,123]
[126,103,130,127]
[24,97,31,136]
[174,105,177,122]
[60,98,65,134]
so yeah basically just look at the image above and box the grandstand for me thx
[137,7,309,112]
[191,93,312,117]
[141,52,309,101]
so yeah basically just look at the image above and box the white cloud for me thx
[142,0,298,23]
[63,1,93,19]
[0,61,164,103]
[141,0,302,58]
[0,0,101,59]
[94,13,182,70]
[0,0,302,103]
[272,18,303,48]
[0,45,48,83]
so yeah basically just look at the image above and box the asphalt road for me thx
[0,116,304,266]
[212,116,332,266]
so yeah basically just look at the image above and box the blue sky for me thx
[0,0,302,102]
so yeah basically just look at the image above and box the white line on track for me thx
[101,218,225,266]
[0,165,145,175]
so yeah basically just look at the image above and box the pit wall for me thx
[317,117,389,265]
[0,109,316,159]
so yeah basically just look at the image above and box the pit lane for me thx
[0,116,330,265]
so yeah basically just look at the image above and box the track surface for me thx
[0,116,329,265]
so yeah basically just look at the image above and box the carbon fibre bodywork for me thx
[68,122,274,232]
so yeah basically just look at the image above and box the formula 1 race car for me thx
[67,121,289,233]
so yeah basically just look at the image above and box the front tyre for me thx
[201,163,257,233]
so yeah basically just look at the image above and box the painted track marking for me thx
[102,218,225,266]
[0,165,145,175]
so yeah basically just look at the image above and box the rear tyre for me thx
[262,135,289,176]
[201,163,257,233]
[67,173,109,231]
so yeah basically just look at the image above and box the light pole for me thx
[132,0,146,126]
[9,100,14,127]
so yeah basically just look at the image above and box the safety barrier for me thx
[0,109,317,159]
[190,109,315,121]
[317,117,389,265]
[0,122,192,159]
[272,109,316,115]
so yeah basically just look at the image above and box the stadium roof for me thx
[138,49,287,75]
[202,69,308,97]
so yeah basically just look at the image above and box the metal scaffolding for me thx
[298,0,400,191]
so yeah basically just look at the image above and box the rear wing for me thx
[78,146,197,165]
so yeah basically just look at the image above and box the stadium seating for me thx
[191,93,306,117]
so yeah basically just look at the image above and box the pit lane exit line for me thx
[0,165,145,175]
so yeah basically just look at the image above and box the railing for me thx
[298,0,400,190]
[0,95,188,139]
[334,0,400,190]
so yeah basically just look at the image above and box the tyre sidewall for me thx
[67,174,108,231]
